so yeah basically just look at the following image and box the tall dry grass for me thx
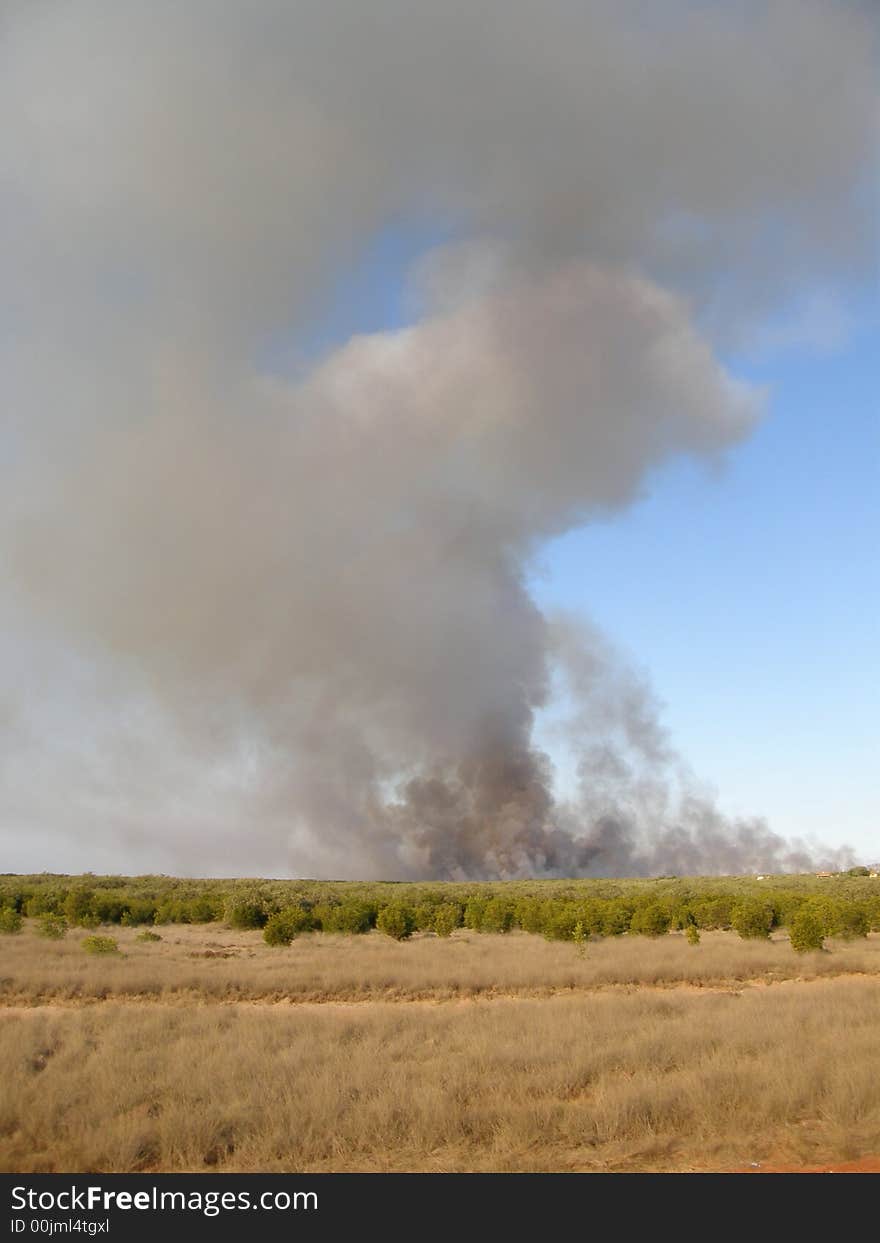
[2,978,879,1172]
[3,925,878,1173]
[2,924,879,1004]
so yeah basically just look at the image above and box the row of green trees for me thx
[0,897,848,955]
[251,891,874,947]
[2,886,225,928]
[2,874,878,948]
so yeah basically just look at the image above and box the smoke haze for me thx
[0,2,875,877]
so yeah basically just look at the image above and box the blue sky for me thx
[283,227,878,861]
[532,323,879,856]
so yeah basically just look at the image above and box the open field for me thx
[3,921,880,1004]
[2,921,879,1172]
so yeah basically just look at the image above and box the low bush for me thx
[226,900,269,930]
[322,902,376,934]
[25,893,62,918]
[543,902,581,941]
[463,898,488,931]
[91,895,127,925]
[798,896,841,938]
[136,929,162,943]
[432,903,463,938]
[412,903,438,932]
[577,900,609,936]
[669,902,696,931]
[480,897,516,934]
[120,899,160,926]
[691,895,735,930]
[263,907,313,946]
[600,900,635,937]
[82,935,120,955]
[64,888,98,928]
[514,898,547,935]
[629,903,671,938]
[789,908,825,954]
[836,904,869,940]
[37,914,68,939]
[376,904,416,941]
[187,897,223,923]
[0,907,23,934]
[731,900,774,940]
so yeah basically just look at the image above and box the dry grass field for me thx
[2,923,879,1172]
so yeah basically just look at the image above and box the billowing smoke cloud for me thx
[547,617,853,877]
[0,2,875,877]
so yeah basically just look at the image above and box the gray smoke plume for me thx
[0,2,875,877]
[547,616,854,878]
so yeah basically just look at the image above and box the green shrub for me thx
[64,888,97,927]
[308,904,333,931]
[25,893,62,918]
[153,895,222,925]
[685,924,701,946]
[91,895,127,924]
[463,898,488,931]
[514,898,547,935]
[772,891,806,927]
[154,899,184,924]
[432,903,463,937]
[81,935,120,955]
[187,896,223,923]
[836,904,869,940]
[0,907,23,934]
[542,902,580,941]
[322,901,375,934]
[629,903,671,938]
[263,907,313,946]
[376,904,416,941]
[796,896,841,937]
[601,900,635,937]
[120,899,160,926]
[226,899,268,930]
[0,889,26,913]
[480,897,516,934]
[848,866,870,877]
[669,903,696,931]
[263,913,295,947]
[731,900,773,940]
[691,895,735,930]
[544,901,603,941]
[136,929,162,943]
[572,920,588,956]
[37,914,67,939]
[577,899,609,936]
[789,909,825,954]
[412,903,434,932]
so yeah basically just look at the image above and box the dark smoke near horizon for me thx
[0,2,875,878]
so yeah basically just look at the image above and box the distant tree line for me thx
[1,870,877,953]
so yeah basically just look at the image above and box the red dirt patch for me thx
[736,1155,880,1173]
